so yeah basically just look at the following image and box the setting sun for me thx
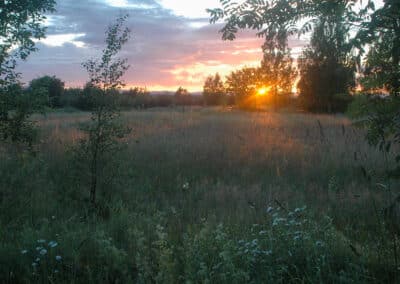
[257,86,271,96]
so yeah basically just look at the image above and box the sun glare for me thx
[257,86,271,96]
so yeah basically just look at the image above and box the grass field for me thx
[1,107,398,283]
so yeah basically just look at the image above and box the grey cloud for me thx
[18,0,307,90]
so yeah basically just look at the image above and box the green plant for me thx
[349,96,400,178]
[0,0,55,149]
[0,84,47,151]
[79,14,131,208]
[356,0,400,95]
[203,73,226,106]
[20,239,63,282]
[29,75,65,108]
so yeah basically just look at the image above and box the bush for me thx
[74,230,132,283]
[299,92,353,113]
[59,88,82,109]
[28,76,65,108]
[181,207,367,283]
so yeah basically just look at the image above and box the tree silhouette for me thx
[357,0,400,94]
[0,0,56,85]
[260,49,296,108]
[29,75,65,108]
[208,0,371,112]
[203,73,226,106]
[225,67,263,109]
[175,87,189,97]
[174,87,191,106]
[297,1,357,112]
[0,0,55,148]
[79,14,131,208]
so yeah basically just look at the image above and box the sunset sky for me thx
[16,0,378,92]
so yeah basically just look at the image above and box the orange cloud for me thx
[169,60,261,92]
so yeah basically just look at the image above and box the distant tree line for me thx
[22,77,204,110]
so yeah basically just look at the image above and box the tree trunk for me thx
[392,17,400,95]
[89,105,103,208]
[89,147,98,207]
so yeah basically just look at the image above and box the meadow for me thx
[1,107,398,283]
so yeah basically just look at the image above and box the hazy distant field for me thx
[39,107,389,227]
[2,107,398,283]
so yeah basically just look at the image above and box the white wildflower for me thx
[264,250,272,255]
[48,241,58,248]
[259,230,267,235]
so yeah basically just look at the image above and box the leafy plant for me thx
[78,14,131,208]
[0,84,47,151]
[350,95,400,178]
[203,73,226,106]
[29,75,65,108]
[0,0,55,149]
[208,0,372,112]
[356,0,400,95]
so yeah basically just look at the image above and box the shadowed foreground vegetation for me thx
[1,108,399,283]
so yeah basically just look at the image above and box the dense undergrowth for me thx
[0,109,399,283]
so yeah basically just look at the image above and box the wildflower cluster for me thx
[265,205,328,252]
[21,238,62,276]
[233,205,339,281]
[177,205,345,282]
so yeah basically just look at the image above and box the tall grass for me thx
[1,108,398,283]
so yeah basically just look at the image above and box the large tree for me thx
[0,0,56,85]
[203,73,225,106]
[357,0,400,94]
[350,0,400,180]
[260,49,296,99]
[209,0,300,105]
[208,0,372,111]
[208,0,373,53]
[225,67,263,108]
[0,0,56,148]
[297,1,358,112]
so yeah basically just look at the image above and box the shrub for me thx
[28,76,64,108]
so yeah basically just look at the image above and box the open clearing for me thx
[2,108,398,282]
[39,108,388,230]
